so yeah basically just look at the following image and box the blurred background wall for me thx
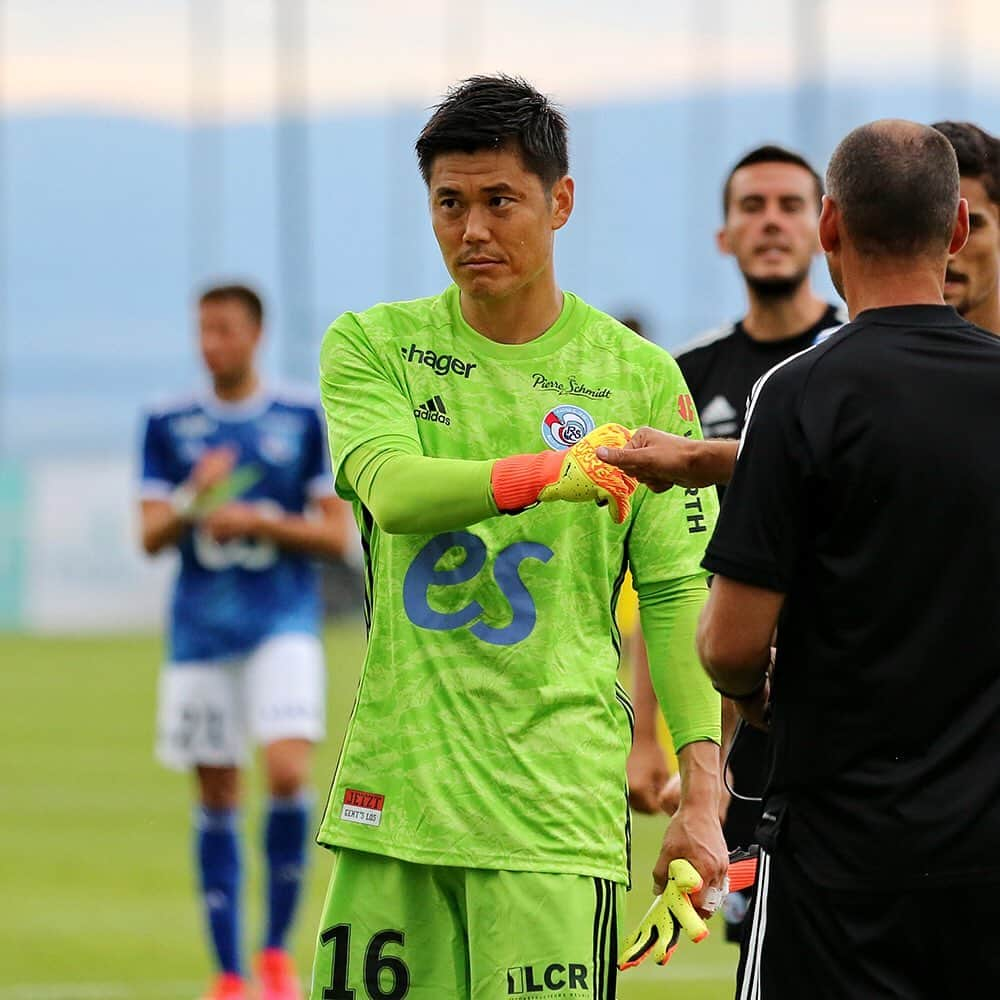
[0,0,996,631]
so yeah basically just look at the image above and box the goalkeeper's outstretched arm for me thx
[342,423,637,535]
[343,440,498,535]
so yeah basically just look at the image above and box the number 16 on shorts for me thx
[317,924,410,1000]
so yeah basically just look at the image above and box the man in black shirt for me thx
[675,144,844,446]
[698,120,1000,996]
[624,144,843,943]
[610,120,1000,954]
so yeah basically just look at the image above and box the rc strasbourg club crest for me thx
[541,404,596,451]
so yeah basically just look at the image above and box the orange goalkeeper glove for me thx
[491,423,639,524]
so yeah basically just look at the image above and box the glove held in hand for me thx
[618,859,709,971]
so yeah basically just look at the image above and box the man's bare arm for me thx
[141,498,189,555]
[597,427,738,492]
[633,655,739,819]
[697,576,784,729]
[654,739,725,899]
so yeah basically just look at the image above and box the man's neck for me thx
[459,273,564,345]
[213,370,260,403]
[742,284,830,342]
[962,293,1000,336]
[840,257,947,318]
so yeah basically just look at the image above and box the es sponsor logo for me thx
[340,788,385,827]
[404,530,553,647]
[400,343,477,379]
[507,963,589,996]
[541,405,595,451]
[532,373,612,400]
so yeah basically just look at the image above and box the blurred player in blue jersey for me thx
[139,284,350,1000]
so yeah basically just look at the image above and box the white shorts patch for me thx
[156,633,326,770]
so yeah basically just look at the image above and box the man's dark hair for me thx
[931,120,1000,205]
[199,284,264,327]
[723,144,824,215]
[415,75,569,188]
[826,121,960,258]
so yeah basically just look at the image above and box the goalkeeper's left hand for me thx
[618,859,712,971]
[491,423,639,524]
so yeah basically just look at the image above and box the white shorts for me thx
[156,632,326,770]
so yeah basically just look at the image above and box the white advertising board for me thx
[24,458,174,632]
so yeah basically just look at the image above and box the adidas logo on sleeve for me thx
[413,395,451,426]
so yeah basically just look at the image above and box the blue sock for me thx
[263,793,311,951]
[195,806,242,976]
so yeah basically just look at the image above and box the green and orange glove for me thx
[491,423,639,524]
[617,859,710,970]
[618,850,760,973]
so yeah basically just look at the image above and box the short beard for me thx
[744,271,809,302]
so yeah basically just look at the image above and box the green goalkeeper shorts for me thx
[309,847,625,1000]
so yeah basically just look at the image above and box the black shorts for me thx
[736,847,1000,999]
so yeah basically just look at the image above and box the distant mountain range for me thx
[3,84,996,457]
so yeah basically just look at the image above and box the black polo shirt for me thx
[704,305,1000,889]
[674,304,845,442]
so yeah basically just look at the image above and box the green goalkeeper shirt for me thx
[317,285,719,883]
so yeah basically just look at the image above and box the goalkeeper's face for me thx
[428,145,574,302]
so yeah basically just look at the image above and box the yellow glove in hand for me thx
[618,859,709,971]
[491,423,639,524]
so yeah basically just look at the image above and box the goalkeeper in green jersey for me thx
[310,75,727,1000]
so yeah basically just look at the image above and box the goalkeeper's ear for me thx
[549,175,575,232]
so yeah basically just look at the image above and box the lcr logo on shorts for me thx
[541,404,595,451]
[506,963,589,995]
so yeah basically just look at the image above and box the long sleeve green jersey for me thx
[317,285,719,883]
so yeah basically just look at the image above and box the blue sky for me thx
[5,0,999,118]
[2,1,999,458]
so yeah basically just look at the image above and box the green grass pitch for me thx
[0,625,738,999]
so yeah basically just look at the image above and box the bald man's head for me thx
[826,119,960,258]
